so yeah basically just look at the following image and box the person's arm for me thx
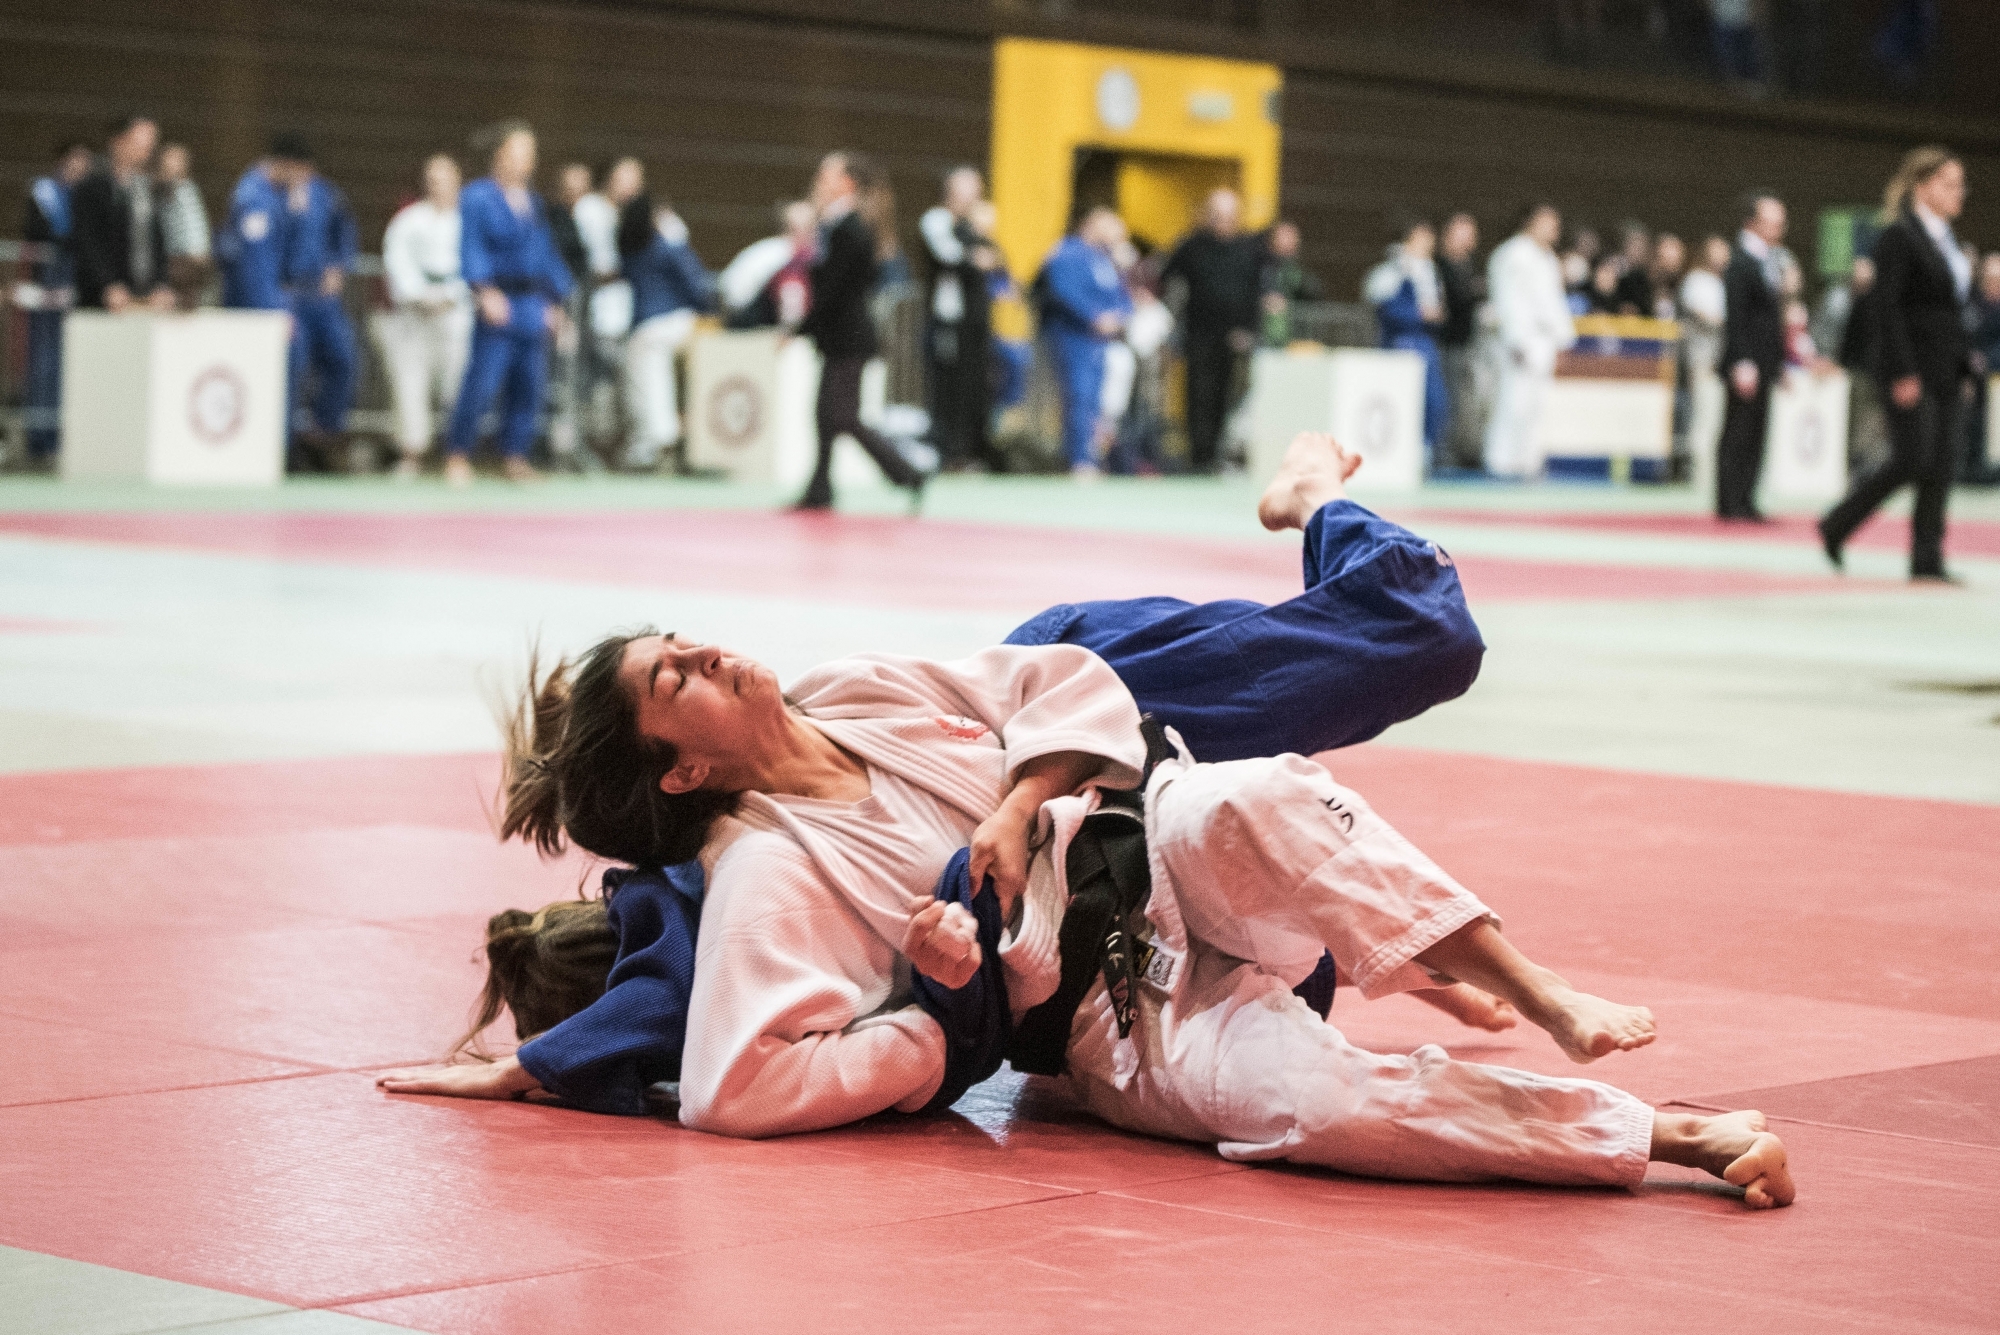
[380,210,426,306]
[1873,228,1921,405]
[669,242,719,314]
[919,206,964,266]
[806,219,873,331]
[69,179,123,305]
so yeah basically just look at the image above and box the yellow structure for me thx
[988,37,1284,333]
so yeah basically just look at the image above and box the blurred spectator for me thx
[1438,212,1486,467]
[1872,0,1938,89]
[1782,298,1821,369]
[69,112,172,312]
[1832,255,1890,472]
[1967,254,2000,478]
[442,120,574,486]
[1365,214,1449,463]
[1587,255,1624,312]
[1614,228,1683,318]
[155,143,211,308]
[920,166,1002,471]
[1560,226,1598,315]
[1102,222,1176,476]
[546,161,594,470]
[1258,219,1322,348]
[1709,0,1767,88]
[1821,148,1970,580]
[17,140,92,464]
[1036,206,1131,479]
[616,191,717,473]
[218,132,360,471]
[1484,202,1576,478]
[793,151,928,510]
[574,158,644,443]
[550,164,591,283]
[1161,188,1263,473]
[1716,190,1787,521]
[1679,233,1731,472]
[373,153,469,476]
[719,201,816,330]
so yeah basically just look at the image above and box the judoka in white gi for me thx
[382,435,1792,1209]
[1483,203,1576,480]
[372,154,472,474]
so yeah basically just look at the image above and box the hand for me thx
[1093,311,1124,338]
[103,283,132,312]
[376,1054,540,1100]
[145,287,177,312]
[1890,374,1923,410]
[1731,360,1759,399]
[1262,292,1287,315]
[477,286,511,328]
[544,303,569,335]
[969,803,1033,914]
[1228,328,1256,353]
[320,267,344,299]
[970,245,1000,272]
[902,900,981,989]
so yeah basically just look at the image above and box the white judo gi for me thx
[677,646,1651,1189]
[1482,232,1576,480]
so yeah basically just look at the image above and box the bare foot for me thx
[1413,983,1519,1032]
[1652,1110,1795,1209]
[1257,431,1363,532]
[503,457,542,484]
[1537,981,1656,1063]
[444,455,473,488]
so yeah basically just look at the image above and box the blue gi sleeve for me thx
[669,242,719,314]
[459,188,498,291]
[908,848,1011,1113]
[218,178,286,310]
[1042,246,1105,328]
[515,862,704,1116]
[1374,281,1427,341]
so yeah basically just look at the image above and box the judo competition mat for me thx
[2,472,1997,1334]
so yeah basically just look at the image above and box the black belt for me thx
[491,279,541,297]
[1006,716,1178,1077]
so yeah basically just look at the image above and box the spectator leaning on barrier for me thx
[920,166,1003,472]
[616,189,717,474]
[374,153,471,476]
[1484,201,1575,479]
[218,131,361,472]
[1259,219,1322,349]
[69,112,171,313]
[1437,212,1486,469]
[17,140,92,465]
[1161,188,1263,474]
[1716,190,1788,522]
[155,142,211,307]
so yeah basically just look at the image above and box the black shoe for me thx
[1817,520,1845,573]
[1910,571,1964,587]
[789,496,833,513]
[904,471,930,517]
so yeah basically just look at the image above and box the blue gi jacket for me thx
[459,177,573,332]
[217,167,358,310]
[1039,235,1131,340]
[514,862,703,1116]
[26,176,73,286]
[626,229,717,326]
[1373,275,1435,346]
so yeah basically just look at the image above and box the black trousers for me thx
[926,321,993,469]
[800,355,920,507]
[1715,379,1772,518]
[1821,383,1959,576]
[1183,332,1237,473]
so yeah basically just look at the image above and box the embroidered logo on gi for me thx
[933,715,990,741]
[1139,944,1177,990]
[1322,795,1355,834]
[1429,542,1455,568]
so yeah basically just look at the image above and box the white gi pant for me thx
[371,303,472,454]
[1054,755,1653,1189]
[1482,354,1554,480]
[621,309,698,467]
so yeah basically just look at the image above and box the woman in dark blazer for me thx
[1819,147,1972,582]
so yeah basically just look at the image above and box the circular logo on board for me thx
[706,374,763,449]
[1096,68,1141,132]
[188,365,247,445]
[1357,396,1396,456]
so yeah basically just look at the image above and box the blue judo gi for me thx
[1038,235,1132,468]
[445,179,574,459]
[1370,269,1450,462]
[217,167,360,451]
[508,500,1484,1113]
[22,175,73,461]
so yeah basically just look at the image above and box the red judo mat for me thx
[0,509,1875,608]
[3,747,1997,1333]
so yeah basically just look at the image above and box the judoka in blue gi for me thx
[1037,207,1133,476]
[442,121,574,485]
[1364,217,1451,467]
[18,141,93,464]
[217,132,359,469]
[377,434,1498,1113]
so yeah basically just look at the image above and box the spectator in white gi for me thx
[1483,202,1576,478]
[574,157,643,342]
[373,153,471,475]
[615,191,718,472]
[718,201,816,330]
[1679,234,1732,479]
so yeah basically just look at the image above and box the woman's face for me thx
[1915,159,1966,222]
[616,634,787,784]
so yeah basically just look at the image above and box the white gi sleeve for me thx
[380,206,429,306]
[677,833,946,1139]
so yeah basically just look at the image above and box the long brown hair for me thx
[1882,145,1960,221]
[452,900,617,1058]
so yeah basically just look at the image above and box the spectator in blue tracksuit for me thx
[217,132,360,470]
[1038,207,1132,476]
[442,121,574,485]
[616,192,717,471]
[19,141,93,464]
[1364,216,1450,466]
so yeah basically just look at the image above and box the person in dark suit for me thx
[1715,191,1789,521]
[919,166,1001,472]
[793,151,927,512]
[1820,148,1973,582]
[1161,188,1264,474]
[68,112,173,312]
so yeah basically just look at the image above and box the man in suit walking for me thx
[1820,148,1973,582]
[1715,191,1789,521]
[793,150,928,512]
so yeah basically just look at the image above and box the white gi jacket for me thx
[1486,233,1576,374]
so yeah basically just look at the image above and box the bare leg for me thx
[1258,432,1364,532]
[1412,982,1519,1032]
[1652,1109,1795,1209]
[1415,919,1656,1063]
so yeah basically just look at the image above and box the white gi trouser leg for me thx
[1054,755,1654,1189]
[622,309,697,467]
[1099,341,1137,421]
[373,303,472,455]
[1483,359,1552,479]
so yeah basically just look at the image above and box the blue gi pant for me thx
[1044,328,1107,468]
[448,306,549,459]
[24,310,62,460]
[1387,331,1450,460]
[287,294,358,442]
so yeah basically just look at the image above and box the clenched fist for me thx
[903,899,981,989]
